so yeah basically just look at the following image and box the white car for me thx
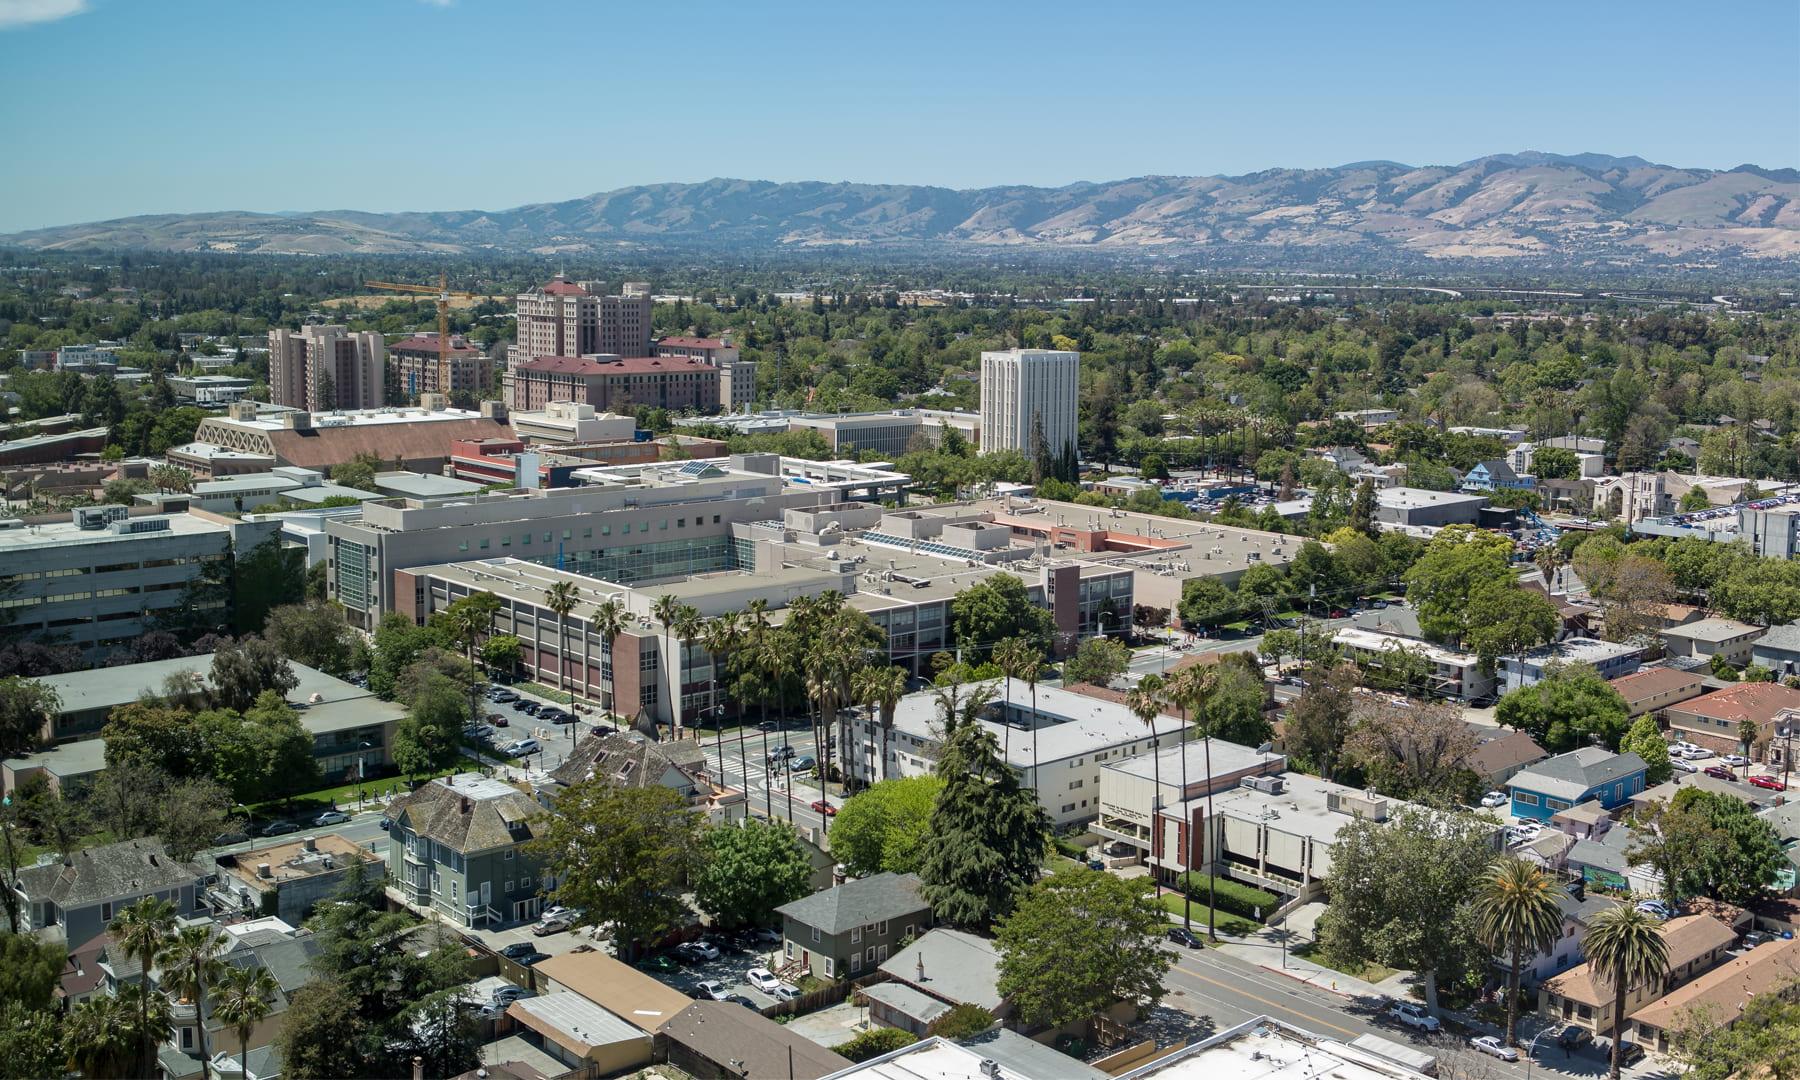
[746,967,782,994]
[1672,740,1700,754]
[694,979,730,1001]
[680,940,721,961]
[504,738,542,756]
[1670,758,1699,773]
[1386,1002,1441,1032]
[1720,754,1750,767]
[1469,1036,1520,1062]
[1480,791,1509,808]
[314,810,351,826]
[1679,746,1714,760]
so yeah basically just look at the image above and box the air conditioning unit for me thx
[1242,775,1286,795]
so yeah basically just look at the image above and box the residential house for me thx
[541,730,745,821]
[1608,668,1704,718]
[1461,459,1534,493]
[1504,893,1619,987]
[1664,682,1800,759]
[1538,915,1737,1037]
[1500,638,1642,692]
[660,1002,851,1080]
[530,951,693,1035]
[775,872,931,982]
[1629,936,1800,1052]
[503,993,653,1076]
[1467,726,1549,789]
[1661,618,1764,666]
[11,837,206,945]
[1507,748,1648,823]
[385,773,547,928]
[1567,825,1661,897]
[865,929,1008,1036]
[1751,623,1800,679]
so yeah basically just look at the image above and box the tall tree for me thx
[918,710,1050,928]
[165,924,229,1080]
[832,776,943,878]
[526,781,703,960]
[995,870,1173,1030]
[212,964,278,1080]
[544,581,579,701]
[0,678,60,760]
[109,896,177,1078]
[591,598,627,725]
[1472,857,1565,1047]
[209,635,297,713]
[852,665,908,786]
[1285,662,1358,781]
[1344,696,1481,801]
[1583,906,1669,1080]
[1316,806,1497,1014]
[1619,714,1673,784]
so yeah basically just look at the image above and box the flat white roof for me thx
[890,678,1167,766]
[1378,486,1489,510]
[0,512,227,553]
[1121,1020,1430,1080]
[218,406,485,432]
[1107,738,1287,783]
[1333,626,1478,668]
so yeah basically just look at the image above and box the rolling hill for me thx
[7,152,1796,266]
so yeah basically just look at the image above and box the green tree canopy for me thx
[831,776,943,878]
[1462,584,1561,673]
[1619,714,1673,785]
[1061,636,1130,687]
[1402,526,1518,644]
[1495,662,1631,752]
[952,574,1054,658]
[995,869,1173,1030]
[918,714,1050,928]
[693,819,813,928]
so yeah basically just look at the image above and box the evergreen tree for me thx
[1350,478,1378,537]
[918,717,1050,928]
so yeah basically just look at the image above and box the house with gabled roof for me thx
[385,772,547,928]
[1507,748,1647,822]
[775,872,930,983]
[11,836,205,945]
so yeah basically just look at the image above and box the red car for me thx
[1748,775,1788,791]
[1703,766,1736,782]
[809,799,838,817]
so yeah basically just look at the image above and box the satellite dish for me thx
[1255,742,1274,755]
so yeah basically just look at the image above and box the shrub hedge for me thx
[1175,873,1278,919]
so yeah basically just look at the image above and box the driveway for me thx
[636,940,796,1009]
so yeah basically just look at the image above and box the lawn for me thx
[1157,893,1258,936]
[1290,941,1398,983]
[244,764,465,823]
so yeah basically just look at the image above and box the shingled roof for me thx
[775,872,927,936]
[548,730,709,791]
[13,837,202,910]
[387,773,541,854]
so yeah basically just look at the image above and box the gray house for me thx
[386,773,547,928]
[11,837,205,944]
[775,871,930,982]
[1751,623,1800,679]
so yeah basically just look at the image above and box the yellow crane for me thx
[363,274,491,401]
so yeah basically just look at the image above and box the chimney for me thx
[916,954,925,982]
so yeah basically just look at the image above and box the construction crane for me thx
[363,274,490,402]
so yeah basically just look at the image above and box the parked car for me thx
[1742,930,1773,947]
[637,954,678,974]
[693,979,730,1001]
[503,738,542,756]
[769,983,801,1001]
[1704,766,1737,782]
[758,720,780,731]
[490,986,532,1007]
[516,951,550,966]
[1671,758,1699,774]
[1720,754,1750,767]
[260,821,301,837]
[1599,1039,1645,1067]
[1680,746,1714,760]
[1749,774,1788,791]
[747,927,782,947]
[1167,927,1203,949]
[792,755,817,773]
[533,915,572,936]
[746,967,782,993]
[465,724,495,741]
[681,940,722,961]
[490,689,518,703]
[314,810,351,826]
[491,714,510,728]
[1386,1002,1441,1032]
[499,942,540,960]
[1556,1025,1592,1049]
[1480,791,1509,808]
[809,798,838,817]
[212,830,250,846]
[1635,900,1673,920]
[1469,1036,1520,1062]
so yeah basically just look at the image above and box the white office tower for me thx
[980,348,1079,457]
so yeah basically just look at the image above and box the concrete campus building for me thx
[267,325,386,412]
[178,399,514,477]
[979,348,1078,457]
[512,277,654,367]
[0,505,279,663]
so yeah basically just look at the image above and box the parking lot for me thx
[638,934,798,1010]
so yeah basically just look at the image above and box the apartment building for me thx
[387,332,492,400]
[513,277,653,365]
[1331,626,1495,701]
[267,325,386,411]
[1093,739,1289,883]
[1540,914,1738,1038]
[656,336,756,411]
[509,354,721,414]
[979,348,1078,457]
[385,772,548,928]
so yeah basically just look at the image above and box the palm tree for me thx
[672,605,703,739]
[1125,675,1167,904]
[1584,905,1670,1080]
[213,964,278,1080]
[110,895,176,1077]
[1017,642,1046,788]
[66,990,151,1079]
[545,579,579,706]
[651,594,682,735]
[166,924,229,1080]
[700,614,742,781]
[741,599,773,815]
[992,637,1036,764]
[591,598,627,726]
[853,665,907,785]
[1472,856,1566,1047]
[761,636,797,823]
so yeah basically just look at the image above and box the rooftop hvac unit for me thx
[1242,775,1286,795]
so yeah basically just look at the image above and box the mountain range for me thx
[7,152,1797,265]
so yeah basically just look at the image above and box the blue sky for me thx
[1,0,1795,232]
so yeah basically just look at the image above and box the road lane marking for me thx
[1173,964,1361,1039]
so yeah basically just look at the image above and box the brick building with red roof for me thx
[511,354,720,413]
[1662,681,1800,758]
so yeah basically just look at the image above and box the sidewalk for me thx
[1197,900,1412,1001]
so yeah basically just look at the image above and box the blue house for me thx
[1461,459,1535,493]
[1507,747,1648,822]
